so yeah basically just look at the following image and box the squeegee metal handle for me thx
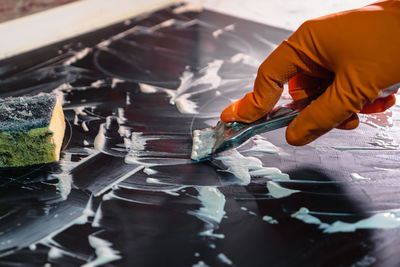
[212,106,301,154]
[253,110,300,134]
[239,107,299,138]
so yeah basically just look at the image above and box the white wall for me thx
[0,0,376,60]
[192,0,376,30]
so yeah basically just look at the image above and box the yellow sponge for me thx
[0,94,65,167]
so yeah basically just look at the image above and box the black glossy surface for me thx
[0,4,399,266]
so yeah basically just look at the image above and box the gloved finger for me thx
[288,73,359,130]
[336,113,359,130]
[220,94,258,123]
[360,94,396,114]
[220,37,333,123]
[285,78,364,146]
[288,74,333,101]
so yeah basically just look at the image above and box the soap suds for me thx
[324,212,400,233]
[217,150,290,184]
[217,253,233,265]
[291,207,400,233]
[90,80,105,88]
[262,215,279,224]
[82,235,121,267]
[267,181,300,198]
[369,128,398,149]
[175,93,199,114]
[350,173,370,182]
[213,24,235,38]
[191,127,216,160]
[54,173,72,200]
[63,47,92,66]
[111,78,125,88]
[193,261,209,267]
[48,246,63,259]
[146,178,162,184]
[138,60,223,115]
[230,52,260,67]
[244,137,281,154]
[139,83,159,94]
[250,168,289,181]
[51,83,72,105]
[143,168,158,175]
[189,187,226,224]
[291,207,329,228]
[199,229,225,239]
[92,204,103,228]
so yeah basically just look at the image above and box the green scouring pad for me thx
[0,93,65,167]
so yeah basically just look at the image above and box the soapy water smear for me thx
[291,207,400,233]
[138,59,224,115]
[351,255,376,267]
[368,127,399,149]
[125,132,191,167]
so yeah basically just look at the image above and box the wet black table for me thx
[0,4,399,266]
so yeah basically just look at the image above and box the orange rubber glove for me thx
[220,0,400,146]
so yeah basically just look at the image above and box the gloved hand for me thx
[220,0,400,146]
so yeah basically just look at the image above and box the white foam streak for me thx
[111,78,125,88]
[324,213,400,233]
[244,138,281,154]
[291,207,400,233]
[190,187,226,224]
[230,53,260,67]
[175,94,199,114]
[217,253,233,265]
[143,168,158,175]
[51,83,72,105]
[82,235,121,267]
[63,48,92,66]
[92,205,103,228]
[262,215,279,224]
[267,181,299,198]
[193,261,210,267]
[217,150,290,184]
[139,60,223,115]
[350,173,370,182]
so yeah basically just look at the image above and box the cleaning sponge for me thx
[0,93,65,167]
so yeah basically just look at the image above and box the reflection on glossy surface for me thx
[0,3,400,266]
